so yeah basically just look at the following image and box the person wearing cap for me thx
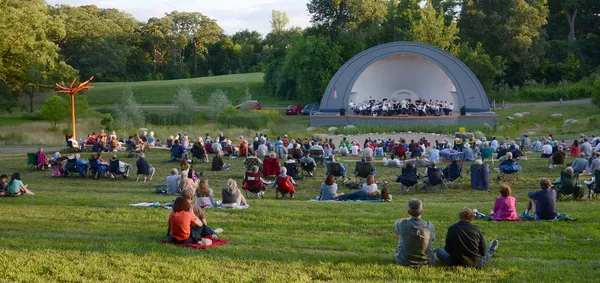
[436,207,499,268]
[136,153,156,182]
[394,199,436,266]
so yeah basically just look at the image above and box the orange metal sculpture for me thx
[56,77,94,139]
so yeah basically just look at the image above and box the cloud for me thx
[45,0,311,35]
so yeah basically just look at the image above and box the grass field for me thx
[83,73,293,107]
[1,149,599,282]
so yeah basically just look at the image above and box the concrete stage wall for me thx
[310,113,499,127]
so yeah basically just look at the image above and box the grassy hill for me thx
[84,73,290,106]
[1,150,599,281]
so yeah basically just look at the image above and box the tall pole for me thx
[71,93,76,139]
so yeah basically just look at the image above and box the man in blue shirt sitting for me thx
[525,178,557,220]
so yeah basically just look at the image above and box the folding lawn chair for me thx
[326,162,346,183]
[443,163,463,189]
[469,164,490,191]
[354,161,373,184]
[422,167,445,194]
[88,156,105,179]
[481,147,494,165]
[27,153,38,170]
[396,167,420,193]
[109,159,130,179]
[285,162,301,180]
[310,149,325,165]
[242,171,265,199]
[556,172,583,201]
[300,161,316,179]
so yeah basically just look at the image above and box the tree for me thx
[142,17,173,79]
[456,43,506,90]
[207,89,230,119]
[0,0,70,94]
[283,36,343,102]
[459,0,549,85]
[270,10,289,35]
[307,0,387,38]
[410,0,459,51]
[592,77,600,107]
[173,87,197,123]
[114,88,145,129]
[41,95,69,127]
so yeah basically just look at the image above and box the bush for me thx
[41,95,68,126]
[217,108,281,130]
[488,80,592,102]
[208,89,230,119]
[593,77,600,107]
[100,113,115,131]
[172,87,197,124]
[114,88,145,130]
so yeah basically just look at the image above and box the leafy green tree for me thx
[410,0,459,51]
[41,95,69,127]
[207,89,230,119]
[592,77,600,107]
[283,36,343,102]
[456,43,506,90]
[270,10,290,35]
[173,87,197,123]
[114,88,145,130]
[0,0,69,93]
[307,0,387,38]
[459,0,549,85]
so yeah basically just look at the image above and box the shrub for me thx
[100,113,115,131]
[489,80,592,102]
[593,78,600,107]
[217,108,281,130]
[114,88,145,130]
[239,86,253,111]
[41,95,68,126]
[208,89,230,119]
[173,87,197,124]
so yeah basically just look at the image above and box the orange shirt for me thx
[168,211,196,241]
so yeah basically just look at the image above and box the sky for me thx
[45,0,312,35]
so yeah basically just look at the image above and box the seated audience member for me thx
[222,179,248,208]
[171,140,184,159]
[309,142,325,164]
[350,142,360,157]
[325,155,346,176]
[0,174,8,196]
[572,153,588,174]
[195,179,215,208]
[178,170,197,192]
[147,131,156,146]
[541,141,553,158]
[211,150,231,171]
[300,153,317,176]
[36,147,49,170]
[525,179,557,220]
[66,154,89,177]
[320,174,342,201]
[243,150,263,172]
[498,152,522,176]
[273,167,297,199]
[179,188,221,238]
[362,146,374,162]
[551,167,576,187]
[510,145,526,160]
[410,145,422,159]
[395,199,436,266]
[428,147,440,163]
[337,175,380,201]
[243,166,266,196]
[166,168,181,195]
[570,139,581,157]
[442,160,462,181]
[435,207,499,268]
[584,153,600,197]
[354,157,377,176]
[549,146,566,168]
[338,144,349,156]
[7,173,34,196]
[491,184,521,221]
[136,153,156,182]
[167,197,204,244]
[257,140,268,158]
[397,162,420,186]
[382,155,401,167]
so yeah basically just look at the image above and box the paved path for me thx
[500,98,591,109]
[0,147,63,153]
[137,105,287,110]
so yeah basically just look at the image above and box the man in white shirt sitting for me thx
[541,141,553,158]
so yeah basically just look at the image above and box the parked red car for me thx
[285,104,304,115]
[235,100,262,110]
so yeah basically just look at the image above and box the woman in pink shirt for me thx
[492,184,521,221]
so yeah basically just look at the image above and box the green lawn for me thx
[84,73,294,107]
[1,150,599,282]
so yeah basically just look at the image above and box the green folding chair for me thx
[556,172,583,201]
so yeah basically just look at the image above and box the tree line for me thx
[1,0,599,111]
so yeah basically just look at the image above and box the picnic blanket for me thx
[162,237,230,249]
[130,202,173,209]
[309,197,392,203]
[475,212,577,221]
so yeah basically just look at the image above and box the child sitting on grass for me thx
[168,196,204,244]
[0,174,8,196]
[195,179,215,208]
[7,173,34,196]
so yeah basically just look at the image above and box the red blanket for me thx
[162,237,230,249]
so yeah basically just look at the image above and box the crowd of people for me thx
[6,129,594,266]
[349,98,454,117]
